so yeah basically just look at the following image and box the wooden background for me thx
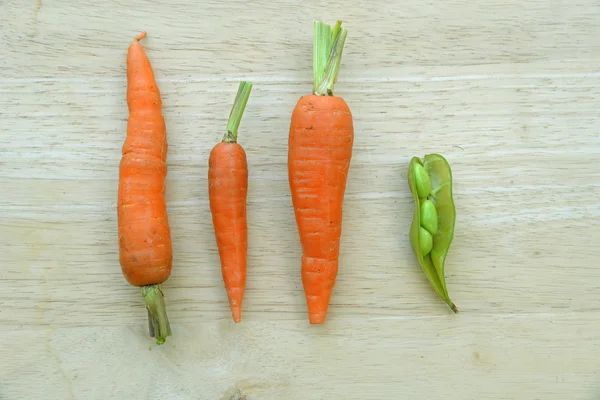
[2,0,600,398]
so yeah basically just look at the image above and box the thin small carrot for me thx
[118,32,172,344]
[288,21,353,324]
[208,81,253,323]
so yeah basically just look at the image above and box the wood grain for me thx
[1,0,600,398]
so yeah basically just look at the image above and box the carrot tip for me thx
[308,312,327,324]
[135,31,147,41]
[227,288,244,323]
[231,307,242,323]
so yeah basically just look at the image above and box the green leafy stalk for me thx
[224,81,253,143]
[142,284,171,345]
[317,28,348,96]
[329,20,342,58]
[313,20,348,96]
[313,21,331,94]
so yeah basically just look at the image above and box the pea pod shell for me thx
[408,155,457,313]
[424,154,456,290]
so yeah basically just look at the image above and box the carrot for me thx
[288,21,352,324]
[208,81,253,323]
[118,32,172,344]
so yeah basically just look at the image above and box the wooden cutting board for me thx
[2,0,599,399]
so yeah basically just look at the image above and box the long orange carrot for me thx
[208,81,253,323]
[118,32,172,344]
[288,21,352,324]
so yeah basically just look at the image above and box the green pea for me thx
[419,226,433,257]
[420,199,438,235]
[413,163,432,198]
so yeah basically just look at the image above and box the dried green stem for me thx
[224,81,253,143]
[449,302,459,313]
[141,284,171,345]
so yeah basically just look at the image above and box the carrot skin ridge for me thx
[209,82,253,322]
[118,32,172,343]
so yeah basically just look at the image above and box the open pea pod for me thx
[408,154,457,313]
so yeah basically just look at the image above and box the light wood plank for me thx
[1,314,599,400]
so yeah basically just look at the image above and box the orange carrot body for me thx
[118,32,172,287]
[208,142,248,323]
[208,81,252,323]
[288,94,354,324]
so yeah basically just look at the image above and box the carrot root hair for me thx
[135,31,147,41]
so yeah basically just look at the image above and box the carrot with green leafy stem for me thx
[288,21,353,324]
[118,32,172,344]
[208,81,253,323]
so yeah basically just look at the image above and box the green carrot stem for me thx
[141,284,171,345]
[449,302,459,314]
[329,21,342,50]
[224,81,253,143]
[313,20,348,96]
[316,28,348,96]
[313,21,331,94]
